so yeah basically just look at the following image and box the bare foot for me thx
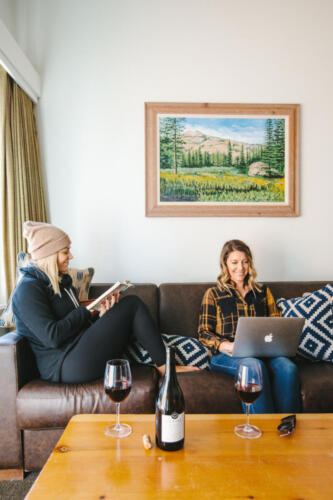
[155,364,166,377]
[155,364,200,376]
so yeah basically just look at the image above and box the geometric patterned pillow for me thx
[70,267,95,301]
[277,284,333,362]
[15,252,95,302]
[0,302,16,328]
[124,333,210,370]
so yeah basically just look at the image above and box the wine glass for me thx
[104,359,132,438]
[234,359,263,439]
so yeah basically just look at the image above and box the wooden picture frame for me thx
[145,102,300,217]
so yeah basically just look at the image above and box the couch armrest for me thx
[0,332,39,471]
[0,332,24,470]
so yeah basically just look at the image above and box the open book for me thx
[86,280,134,311]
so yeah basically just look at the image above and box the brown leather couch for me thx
[1,281,333,477]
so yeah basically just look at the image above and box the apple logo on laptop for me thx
[264,333,273,343]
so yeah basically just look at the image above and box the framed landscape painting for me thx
[145,102,300,217]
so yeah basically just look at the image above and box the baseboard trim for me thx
[0,468,24,480]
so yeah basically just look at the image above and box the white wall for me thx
[7,0,333,283]
[0,0,16,35]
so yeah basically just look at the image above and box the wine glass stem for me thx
[246,403,250,428]
[115,402,121,430]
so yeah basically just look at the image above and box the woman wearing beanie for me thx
[11,221,194,383]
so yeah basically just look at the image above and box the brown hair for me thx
[217,239,261,292]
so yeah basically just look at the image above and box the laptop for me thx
[232,317,305,358]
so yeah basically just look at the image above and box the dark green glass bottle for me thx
[155,347,185,451]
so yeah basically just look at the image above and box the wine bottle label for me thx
[161,412,184,442]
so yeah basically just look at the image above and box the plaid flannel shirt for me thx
[198,284,281,354]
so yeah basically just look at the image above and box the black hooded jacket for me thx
[12,266,91,382]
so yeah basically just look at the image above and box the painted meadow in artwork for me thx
[159,116,286,203]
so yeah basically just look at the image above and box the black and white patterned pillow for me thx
[125,334,210,370]
[277,284,333,362]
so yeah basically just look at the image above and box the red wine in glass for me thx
[105,381,131,403]
[234,359,263,439]
[235,382,263,404]
[104,359,132,438]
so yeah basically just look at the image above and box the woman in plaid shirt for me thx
[198,239,301,413]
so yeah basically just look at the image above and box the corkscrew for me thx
[277,414,296,437]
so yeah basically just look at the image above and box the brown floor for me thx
[0,472,38,500]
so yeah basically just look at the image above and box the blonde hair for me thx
[34,253,61,296]
[217,239,261,293]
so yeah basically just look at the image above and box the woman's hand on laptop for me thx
[218,340,234,355]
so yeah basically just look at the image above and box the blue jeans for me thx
[210,353,301,414]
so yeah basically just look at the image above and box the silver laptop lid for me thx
[232,317,305,358]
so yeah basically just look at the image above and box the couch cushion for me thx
[158,282,333,339]
[89,283,159,327]
[159,283,215,338]
[277,284,333,362]
[266,281,333,300]
[296,359,333,412]
[177,370,242,413]
[17,365,159,429]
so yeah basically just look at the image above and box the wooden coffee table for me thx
[26,413,333,499]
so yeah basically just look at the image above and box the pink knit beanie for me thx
[23,221,71,260]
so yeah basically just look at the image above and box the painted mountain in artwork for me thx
[182,129,260,160]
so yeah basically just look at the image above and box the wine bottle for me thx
[155,347,185,451]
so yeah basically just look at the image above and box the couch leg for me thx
[0,469,24,480]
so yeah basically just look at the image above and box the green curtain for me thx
[0,65,48,300]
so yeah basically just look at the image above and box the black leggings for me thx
[61,295,166,383]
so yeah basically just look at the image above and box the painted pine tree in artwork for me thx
[239,144,246,169]
[262,119,274,174]
[159,117,185,173]
[262,118,285,176]
[272,119,285,174]
[160,118,173,169]
[227,140,233,167]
